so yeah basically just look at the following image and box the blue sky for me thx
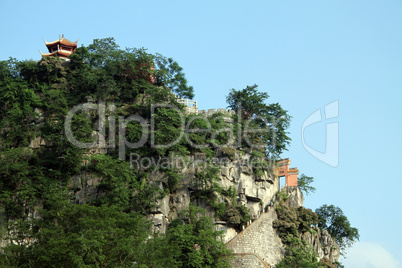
[1,1,402,266]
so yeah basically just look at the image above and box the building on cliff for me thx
[40,34,78,60]
[277,158,299,187]
[38,35,157,82]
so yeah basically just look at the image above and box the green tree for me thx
[166,205,232,268]
[0,204,152,268]
[273,205,319,245]
[154,54,194,99]
[226,84,291,156]
[0,58,40,148]
[67,37,194,104]
[274,205,328,268]
[298,174,316,196]
[315,204,359,255]
[226,84,270,120]
[276,242,326,268]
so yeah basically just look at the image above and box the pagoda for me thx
[40,34,78,60]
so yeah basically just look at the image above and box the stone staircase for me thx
[226,200,283,268]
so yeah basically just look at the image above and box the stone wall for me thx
[198,108,235,117]
[226,209,285,268]
[230,253,271,268]
[174,92,235,116]
[226,185,340,266]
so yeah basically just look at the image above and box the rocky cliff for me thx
[10,106,339,266]
[9,132,341,267]
[224,185,340,267]
[280,187,340,264]
[69,150,279,236]
[61,151,340,267]
[301,227,340,263]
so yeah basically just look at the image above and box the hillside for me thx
[0,38,356,268]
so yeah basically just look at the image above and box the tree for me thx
[68,37,194,102]
[298,174,316,196]
[0,58,40,148]
[226,84,270,120]
[315,204,359,255]
[154,54,194,99]
[166,205,232,268]
[226,84,291,156]
[0,204,152,268]
[87,37,121,68]
[276,242,326,268]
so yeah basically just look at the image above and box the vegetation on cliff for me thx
[273,189,359,267]
[0,38,292,267]
[315,204,360,255]
[273,192,326,267]
[297,174,316,196]
[0,36,357,268]
[226,84,291,157]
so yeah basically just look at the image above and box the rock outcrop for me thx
[142,152,280,237]
[65,152,340,266]
[301,228,340,263]
[283,186,304,208]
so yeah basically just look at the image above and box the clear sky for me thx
[1,1,402,267]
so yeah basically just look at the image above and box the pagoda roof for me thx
[39,50,72,58]
[43,35,79,48]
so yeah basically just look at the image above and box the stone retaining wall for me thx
[226,209,285,268]
[229,253,270,268]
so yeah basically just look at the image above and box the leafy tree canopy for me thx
[315,204,359,255]
[276,242,326,268]
[298,174,316,196]
[166,205,232,268]
[69,37,194,100]
[226,84,291,156]
[0,204,152,268]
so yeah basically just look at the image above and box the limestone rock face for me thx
[141,153,280,235]
[69,172,102,204]
[64,152,340,266]
[301,228,340,263]
[283,186,304,208]
[29,136,46,149]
